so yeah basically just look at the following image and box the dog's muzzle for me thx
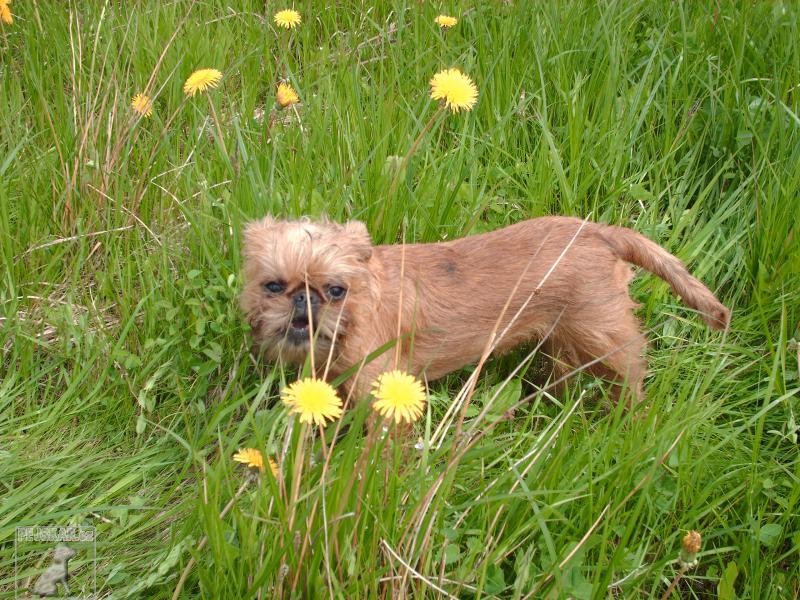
[286,289,320,345]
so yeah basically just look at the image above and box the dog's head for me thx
[240,216,373,366]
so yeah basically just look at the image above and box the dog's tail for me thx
[597,225,730,330]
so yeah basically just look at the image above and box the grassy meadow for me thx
[1,0,799,597]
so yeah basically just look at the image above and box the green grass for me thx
[1,0,799,597]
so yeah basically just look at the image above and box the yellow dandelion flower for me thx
[434,15,458,28]
[276,82,299,108]
[183,68,223,97]
[274,9,301,29]
[429,68,479,113]
[0,0,12,25]
[131,93,153,118]
[371,370,426,424]
[233,448,279,476]
[281,378,343,427]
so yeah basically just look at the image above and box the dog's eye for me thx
[327,285,347,299]
[263,281,285,294]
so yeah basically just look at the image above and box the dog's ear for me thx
[342,220,373,261]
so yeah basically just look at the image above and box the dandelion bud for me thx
[680,530,701,568]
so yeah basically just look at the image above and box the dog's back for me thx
[368,216,728,398]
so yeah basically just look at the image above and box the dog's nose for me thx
[292,290,320,309]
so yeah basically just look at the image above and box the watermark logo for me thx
[14,526,97,598]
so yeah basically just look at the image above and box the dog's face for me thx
[241,216,373,366]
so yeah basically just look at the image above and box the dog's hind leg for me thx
[579,312,647,405]
[551,296,648,405]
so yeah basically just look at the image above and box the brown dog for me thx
[240,216,729,401]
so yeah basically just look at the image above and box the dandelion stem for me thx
[376,105,446,229]
[278,421,309,597]
[659,563,690,600]
[352,414,386,526]
[207,94,230,162]
[401,105,447,173]
[266,109,277,141]
[286,422,308,532]
[394,241,406,366]
[279,32,287,71]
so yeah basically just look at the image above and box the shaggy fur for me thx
[240,216,730,401]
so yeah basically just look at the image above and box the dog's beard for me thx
[254,306,345,368]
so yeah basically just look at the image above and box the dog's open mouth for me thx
[290,316,309,332]
[286,315,311,344]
